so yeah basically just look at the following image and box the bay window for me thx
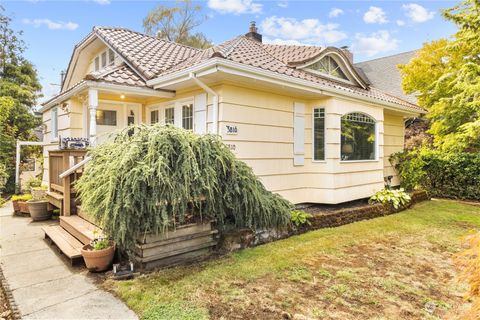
[341,112,376,161]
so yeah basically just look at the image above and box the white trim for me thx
[41,81,174,112]
[148,58,422,115]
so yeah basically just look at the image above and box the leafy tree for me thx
[143,0,212,49]
[399,0,480,152]
[0,7,42,192]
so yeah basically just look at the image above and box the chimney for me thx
[60,70,66,87]
[340,46,353,63]
[245,21,262,43]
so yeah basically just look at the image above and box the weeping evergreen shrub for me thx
[76,125,293,252]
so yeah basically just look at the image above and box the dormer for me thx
[289,47,369,89]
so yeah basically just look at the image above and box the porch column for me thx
[88,89,98,145]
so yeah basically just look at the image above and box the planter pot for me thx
[27,200,51,221]
[32,188,47,200]
[12,200,20,212]
[18,201,30,214]
[81,242,115,272]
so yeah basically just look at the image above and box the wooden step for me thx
[46,191,64,212]
[43,225,83,263]
[60,215,101,245]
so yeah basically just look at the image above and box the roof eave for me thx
[148,59,424,115]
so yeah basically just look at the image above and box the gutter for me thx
[189,72,219,135]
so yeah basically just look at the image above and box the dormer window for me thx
[93,48,115,72]
[306,56,348,80]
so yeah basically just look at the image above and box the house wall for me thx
[383,112,405,186]
[218,84,387,204]
[42,82,407,204]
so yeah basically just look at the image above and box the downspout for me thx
[189,72,219,135]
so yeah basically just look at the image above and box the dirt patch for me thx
[0,282,14,320]
[205,235,467,319]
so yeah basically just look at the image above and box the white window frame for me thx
[312,107,327,163]
[147,97,194,130]
[51,107,58,141]
[339,111,379,163]
[93,48,115,72]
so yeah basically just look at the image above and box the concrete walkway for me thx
[0,202,137,319]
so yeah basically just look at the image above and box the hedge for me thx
[392,149,480,200]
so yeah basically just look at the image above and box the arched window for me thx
[341,113,376,161]
[306,56,348,80]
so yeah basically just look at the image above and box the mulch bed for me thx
[0,269,17,320]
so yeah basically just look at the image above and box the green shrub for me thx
[0,163,7,193]
[11,194,32,202]
[391,149,480,200]
[76,125,293,252]
[25,176,42,191]
[369,188,411,209]
[290,210,312,227]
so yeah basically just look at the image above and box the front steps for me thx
[42,215,100,265]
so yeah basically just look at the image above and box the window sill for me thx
[340,159,379,163]
[311,160,327,163]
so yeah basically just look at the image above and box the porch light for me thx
[120,94,125,99]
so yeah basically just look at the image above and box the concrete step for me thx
[60,215,101,245]
[43,225,83,263]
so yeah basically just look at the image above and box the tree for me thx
[0,7,42,192]
[399,0,480,152]
[143,0,212,49]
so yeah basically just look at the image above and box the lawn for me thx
[106,200,480,319]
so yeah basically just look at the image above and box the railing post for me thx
[62,151,71,216]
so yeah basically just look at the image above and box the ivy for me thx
[76,125,293,252]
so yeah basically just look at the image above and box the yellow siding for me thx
[383,113,405,186]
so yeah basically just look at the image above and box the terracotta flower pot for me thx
[81,242,115,272]
[19,201,30,214]
[12,200,20,212]
[27,199,51,221]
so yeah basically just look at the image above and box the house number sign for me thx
[225,125,238,135]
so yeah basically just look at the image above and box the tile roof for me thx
[85,64,147,87]
[355,51,418,104]
[94,27,201,80]
[262,44,325,65]
[160,36,423,112]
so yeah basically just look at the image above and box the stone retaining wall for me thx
[219,190,430,252]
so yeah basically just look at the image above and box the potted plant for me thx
[31,186,47,200]
[81,235,115,272]
[27,198,51,221]
[12,194,32,215]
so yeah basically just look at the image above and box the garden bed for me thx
[219,190,429,252]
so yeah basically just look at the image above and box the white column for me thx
[88,89,98,145]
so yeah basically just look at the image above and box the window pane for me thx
[341,113,375,161]
[96,110,117,126]
[165,107,174,125]
[182,104,193,130]
[108,49,115,65]
[313,108,325,161]
[94,57,99,71]
[101,52,107,68]
[150,110,159,124]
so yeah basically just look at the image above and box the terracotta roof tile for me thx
[94,27,200,80]
[86,64,147,87]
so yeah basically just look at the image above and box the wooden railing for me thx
[48,149,88,215]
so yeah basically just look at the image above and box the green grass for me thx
[106,200,480,319]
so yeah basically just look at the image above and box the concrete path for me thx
[0,202,138,319]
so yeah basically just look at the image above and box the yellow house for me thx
[40,23,423,205]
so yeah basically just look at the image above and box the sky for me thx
[3,0,458,103]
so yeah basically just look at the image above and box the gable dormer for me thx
[290,47,369,89]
